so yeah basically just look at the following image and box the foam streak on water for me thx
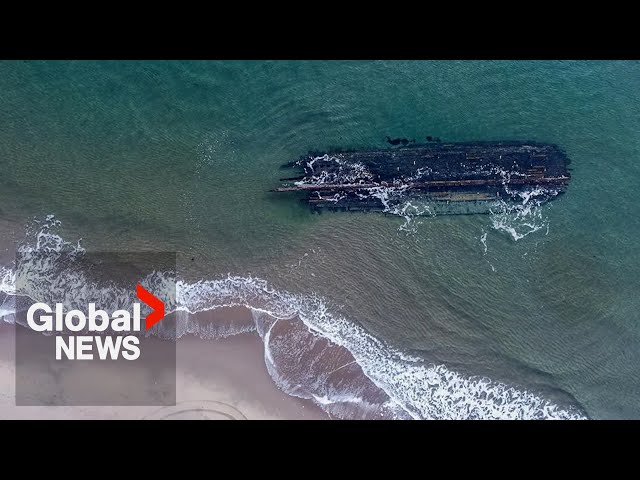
[0,217,585,420]
[294,157,558,239]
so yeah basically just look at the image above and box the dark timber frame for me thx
[274,141,572,214]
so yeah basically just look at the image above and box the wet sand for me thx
[0,321,327,420]
[0,221,326,420]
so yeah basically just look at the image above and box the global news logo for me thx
[25,284,165,361]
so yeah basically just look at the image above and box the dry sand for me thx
[0,219,327,420]
[0,322,327,420]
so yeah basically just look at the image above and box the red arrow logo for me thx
[136,284,165,330]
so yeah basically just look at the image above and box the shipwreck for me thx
[274,141,572,215]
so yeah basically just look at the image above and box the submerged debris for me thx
[274,141,571,215]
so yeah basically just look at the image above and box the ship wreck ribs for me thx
[275,141,572,213]
[275,176,569,193]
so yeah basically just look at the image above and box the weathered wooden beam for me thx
[273,176,570,193]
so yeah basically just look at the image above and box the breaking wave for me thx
[0,216,585,419]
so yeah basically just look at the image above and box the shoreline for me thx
[0,223,328,420]
[0,321,327,420]
[0,216,587,420]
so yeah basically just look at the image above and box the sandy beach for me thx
[0,218,326,420]
[0,320,327,420]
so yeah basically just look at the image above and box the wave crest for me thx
[0,216,586,420]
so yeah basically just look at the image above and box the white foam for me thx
[312,393,363,406]
[175,278,585,419]
[0,216,586,420]
[480,231,488,255]
[489,187,557,241]
[294,156,558,237]
[296,154,374,186]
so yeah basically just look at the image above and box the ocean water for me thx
[1,60,639,418]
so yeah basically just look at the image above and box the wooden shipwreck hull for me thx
[274,141,571,215]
